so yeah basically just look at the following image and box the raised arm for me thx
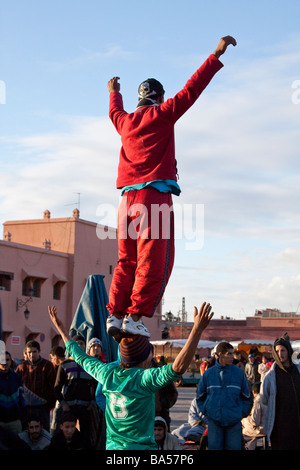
[48,305,71,343]
[172,302,213,375]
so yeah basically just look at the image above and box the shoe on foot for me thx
[106,315,123,337]
[121,315,150,337]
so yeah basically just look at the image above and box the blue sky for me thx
[1,0,300,321]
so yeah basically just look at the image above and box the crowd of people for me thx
[173,332,300,451]
[1,316,300,451]
[0,336,106,450]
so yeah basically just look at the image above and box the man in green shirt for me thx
[48,302,213,450]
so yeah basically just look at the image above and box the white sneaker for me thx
[121,315,151,337]
[106,315,123,337]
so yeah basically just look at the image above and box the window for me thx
[22,277,44,298]
[52,275,68,300]
[0,271,14,291]
[53,281,65,300]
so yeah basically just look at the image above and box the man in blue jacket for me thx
[197,341,251,450]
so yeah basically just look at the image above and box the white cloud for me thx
[44,44,134,70]
[0,116,121,223]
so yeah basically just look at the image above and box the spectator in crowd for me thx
[154,416,181,450]
[172,397,207,444]
[262,332,300,450]
[16,340,56,431]
[151,352,178,432]
[0,351,25,434]
[49,346,65,371]
[242,383,267,450]
[197,341,252,450]
[86,337,107,449]
[18,413,52,450]
[48,301,213,450]
[186,397,208,442]
[244,353,260,387]
[52,334,94,445]
[87,338,106,363]
[49,411,90,450]
[233,351,245,370]
[87,337,106,395]
[258,355,270,383]
[200,355,216,375]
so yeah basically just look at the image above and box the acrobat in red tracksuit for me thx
[107,54,223,320]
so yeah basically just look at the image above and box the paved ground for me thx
[169,385,197,432]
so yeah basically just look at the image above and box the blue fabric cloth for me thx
[121,179,181,196]
[69,274,118,363]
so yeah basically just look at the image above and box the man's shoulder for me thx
[41,429,52,441]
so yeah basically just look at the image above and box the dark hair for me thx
[72,334,85,345]
[252,383,261,394]
[25,340,40,351]
[61,411,76,424]
[25,411,43,426]
[216,342,233,355]
[50,346,65,358]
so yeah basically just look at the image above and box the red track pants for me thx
[107,187,175,318]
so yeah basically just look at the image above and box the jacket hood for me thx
[154,416,167,430]
[272,332,293,371]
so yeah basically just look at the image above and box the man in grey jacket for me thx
[262,332,300,450]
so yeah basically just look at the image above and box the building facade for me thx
[166,313,300,343]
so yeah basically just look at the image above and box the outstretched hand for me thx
[213,36,237,59]
[171,301,213,375]
[193,302,214,333]
[48,305,71,343]
[107,76,120,93]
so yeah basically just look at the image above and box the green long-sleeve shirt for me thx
[66,340,180,450]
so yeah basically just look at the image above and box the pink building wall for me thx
[0,209,162,360]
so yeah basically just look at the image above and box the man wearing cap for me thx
[154,417,181,450]
[262,332,300,450]
[105,36,237,339]
[48,302,213,450]
[87,337,106,362]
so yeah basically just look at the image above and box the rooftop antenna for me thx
[65,192,81,212]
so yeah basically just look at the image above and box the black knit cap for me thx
[272,332,294,369]
[137,78,165,108]
[273,332,293,357]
